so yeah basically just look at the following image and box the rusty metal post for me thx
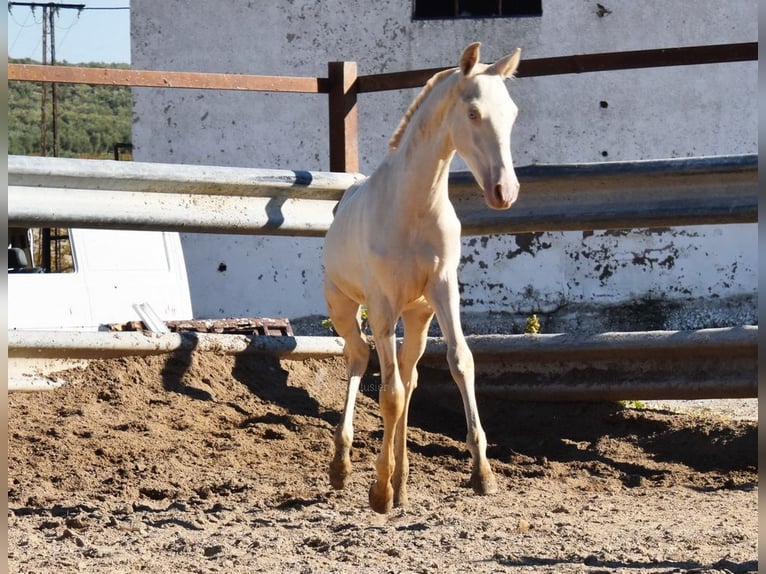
[327,61,359,173]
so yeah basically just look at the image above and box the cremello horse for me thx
[323,43,521,514]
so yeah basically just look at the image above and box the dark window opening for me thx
[8,226,74,274]
[414,0,542,20]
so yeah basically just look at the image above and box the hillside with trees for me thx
[9,59,132,158]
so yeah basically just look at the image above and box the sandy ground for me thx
[8,352,757,573]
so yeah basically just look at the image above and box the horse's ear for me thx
[490,48,522,79]
[460,42,481,76]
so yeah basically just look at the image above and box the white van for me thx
[8,226,193,331]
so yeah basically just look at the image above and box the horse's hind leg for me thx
[325,282,370,490]
[366,301,405,514]
[393,301,434,507]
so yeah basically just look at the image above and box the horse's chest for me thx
[368,238,450,293]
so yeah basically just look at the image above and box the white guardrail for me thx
[8,154,757,236]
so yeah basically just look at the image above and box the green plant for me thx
[524,314,540,334]
[618,399,646,410]
[321,306,369,333]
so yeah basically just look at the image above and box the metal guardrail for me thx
[8,153,757,236]
[9,155,361,236]
[8,327,756,398]
[421,327,758,400]
[455,154,757,234]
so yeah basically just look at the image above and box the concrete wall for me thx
[130,0,757,333]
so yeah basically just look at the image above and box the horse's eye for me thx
[468,107,481,121]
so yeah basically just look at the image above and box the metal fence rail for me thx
[9,155,362,236]
[9,153,756,236]
[9,327,756,398]
[454,154,757,234]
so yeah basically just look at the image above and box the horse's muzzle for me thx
[484,178,519,210]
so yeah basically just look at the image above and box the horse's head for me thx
[449,42,521,210]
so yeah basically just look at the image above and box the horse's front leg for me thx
[428,275,497,496]
[367,304,405,514]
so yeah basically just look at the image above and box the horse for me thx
[323,42,522,514]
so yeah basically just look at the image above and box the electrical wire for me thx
[9,2,130,61]
[55,12,81,52]
[8,5,37,27]
[9,7,33,53]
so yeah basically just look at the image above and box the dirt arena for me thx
[8,352,757,573]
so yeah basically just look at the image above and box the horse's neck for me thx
[389,79,457,208]
[390,145,455,201]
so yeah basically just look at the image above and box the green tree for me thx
[9,58,132,158]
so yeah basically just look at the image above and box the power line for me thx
[55,12,81,51]
[9,6,33,52]
[9,5,35,27]
[8,2,86,9]
[8,2,129,11]
[53,9,83,31]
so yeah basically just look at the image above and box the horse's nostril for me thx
[494,183,503,201]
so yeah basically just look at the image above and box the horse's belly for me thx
[325,237,433,309]
[323,223,368,303]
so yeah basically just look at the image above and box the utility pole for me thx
[8,2,85,157]
[9,2,85,272]
[49,5,59,157]
[40,3,48,155]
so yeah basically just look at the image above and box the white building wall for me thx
[130,0,757,332]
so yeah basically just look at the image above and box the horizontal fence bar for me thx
[517,41,758,78]
[420,326,757,401]
[10,328,753,361]
[356,42,758,92]
[456,154,757,234]
[8,155,364,237]
[9,186,338,236]
[8,63,330,94]
[427,326,756,362]
[7,331,346,360]
[9,155,362,199]
[9,154,757,236]
[9,327,756,399]
[10,42,755,96]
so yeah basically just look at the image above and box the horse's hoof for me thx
[393,474,409,508]
[329,457,351,490]
[369,480,394,514]
[470,469,498,496]
[393,488,408,508]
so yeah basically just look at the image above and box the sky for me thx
[7,0,131,64]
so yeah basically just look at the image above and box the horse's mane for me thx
[388,67,457,151]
